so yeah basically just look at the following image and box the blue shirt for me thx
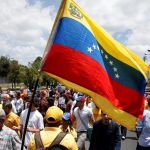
[137,108,150,147]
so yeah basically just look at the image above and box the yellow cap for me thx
[45,106,63,123]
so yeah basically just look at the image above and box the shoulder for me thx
[93,120,102,127]
[83,106,92,114]
[61,133,78,149]
[143,109,150,116]
[21,109,28,115]
[35,110,43,118]
[10,112,19,118]
[3,125,17,136]
[110,121,120,129]
[20,109,29,119]
[73,107,78,114]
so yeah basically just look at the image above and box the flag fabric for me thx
[41,0,149,129]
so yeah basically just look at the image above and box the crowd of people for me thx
[0,83,149,150]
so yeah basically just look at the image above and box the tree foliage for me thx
[0,56,56,89]
[8,60,20,88]
[0,56,10,77]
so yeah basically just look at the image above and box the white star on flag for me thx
[115,73,120,79]
[87,47,93,53]
[92,44,96,49]
[105,54,108,59]
[113,67,117,72]
[109,61,113,65]
[101,49,104,54]
[97,45,99,51]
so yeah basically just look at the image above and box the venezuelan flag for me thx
[41,0,149,129]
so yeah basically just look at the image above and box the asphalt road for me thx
[121,130,137,150]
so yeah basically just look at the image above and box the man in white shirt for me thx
[12,92,24,115]
[20,97,44,148]
[72,94,95,150]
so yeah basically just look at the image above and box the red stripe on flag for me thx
[111,80,144,118]
[42,44,144,117]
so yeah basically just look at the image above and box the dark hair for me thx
[47,97,54,107]
[3,101,12,109]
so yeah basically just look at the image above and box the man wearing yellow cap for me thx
[27,106,78,150]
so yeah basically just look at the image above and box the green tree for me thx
[0,56,10,77]
[8,60,20,89]
[26,56,57,89]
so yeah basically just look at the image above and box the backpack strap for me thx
[35,131,44,150]
[77,108,88,129]
[48,132,67,148]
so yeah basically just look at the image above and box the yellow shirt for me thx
[59,125,77,140]
[27,127,78,150]
[0,104,2,109]
[4,112,20,128]
[4,111,20,135]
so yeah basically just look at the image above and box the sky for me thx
[0,0,150,66]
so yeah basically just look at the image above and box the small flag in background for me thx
[41,0,149,129]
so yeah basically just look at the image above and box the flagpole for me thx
[21,72,40,150]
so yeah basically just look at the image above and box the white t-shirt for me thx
[73,106,93,132]
[58,97,65,105]
[12,98,24,114]
[20,109,44,146]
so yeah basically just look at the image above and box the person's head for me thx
[45,106,63,127]
[47,97,55,107]
[3,101,12,115]
[1,94,10,105]
[16,91,21,99]
[0,109,6,131]
[62,112,72,129]
[76,93,86,109]
[33,97,40,108]
[101,111,111,125]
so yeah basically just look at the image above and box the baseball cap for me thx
[45,106,63,123]
[62,112,71,121]
[76,95,86,103]
[0,109,6,119]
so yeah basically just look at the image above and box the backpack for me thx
[35,131,68,150]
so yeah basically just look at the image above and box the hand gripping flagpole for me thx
[21,71,40,150]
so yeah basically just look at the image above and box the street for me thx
[121,130,137,150]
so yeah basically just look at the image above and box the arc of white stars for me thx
[87,47,93,53]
